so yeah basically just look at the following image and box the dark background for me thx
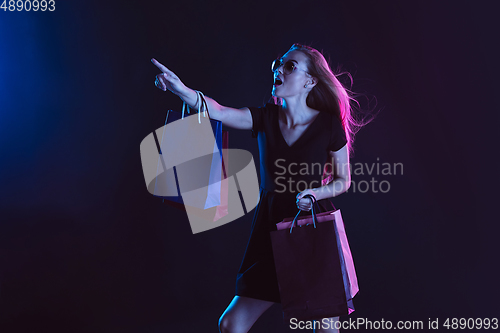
[1,1,499,332]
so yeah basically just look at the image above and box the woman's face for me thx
[272,50,311,99]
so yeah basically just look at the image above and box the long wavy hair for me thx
[275,43,371,156]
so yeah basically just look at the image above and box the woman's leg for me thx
[218,296,275,333]
[314,316,340,333]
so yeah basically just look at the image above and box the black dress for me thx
[235,103,348,303]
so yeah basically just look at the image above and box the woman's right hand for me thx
[151,58,187,96]
[150,57,253,130]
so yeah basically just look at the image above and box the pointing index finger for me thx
[151,58,172,74]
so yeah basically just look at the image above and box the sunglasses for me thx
[271,58,309,75]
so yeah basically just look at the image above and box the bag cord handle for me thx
[290,194,322,233]
[181,90,210,124]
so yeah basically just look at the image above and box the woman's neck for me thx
[280,96,317,128]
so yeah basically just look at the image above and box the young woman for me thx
[152,44,361,333]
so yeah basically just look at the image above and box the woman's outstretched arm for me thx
[151,58,252,130]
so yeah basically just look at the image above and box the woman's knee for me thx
[218,311,242,333]
[218,296,274,333]
[218,312,228,333]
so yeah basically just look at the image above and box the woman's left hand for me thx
[296,190,317,211]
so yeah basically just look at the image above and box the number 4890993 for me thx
[1,0,55,11]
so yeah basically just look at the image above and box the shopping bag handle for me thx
[181,90,211,124]
[290,194,321,233]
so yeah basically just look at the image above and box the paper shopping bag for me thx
[161,119,229,222]
[155,107,229,222]
[270,195,357,321]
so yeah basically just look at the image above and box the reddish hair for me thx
[276,43,371,156]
